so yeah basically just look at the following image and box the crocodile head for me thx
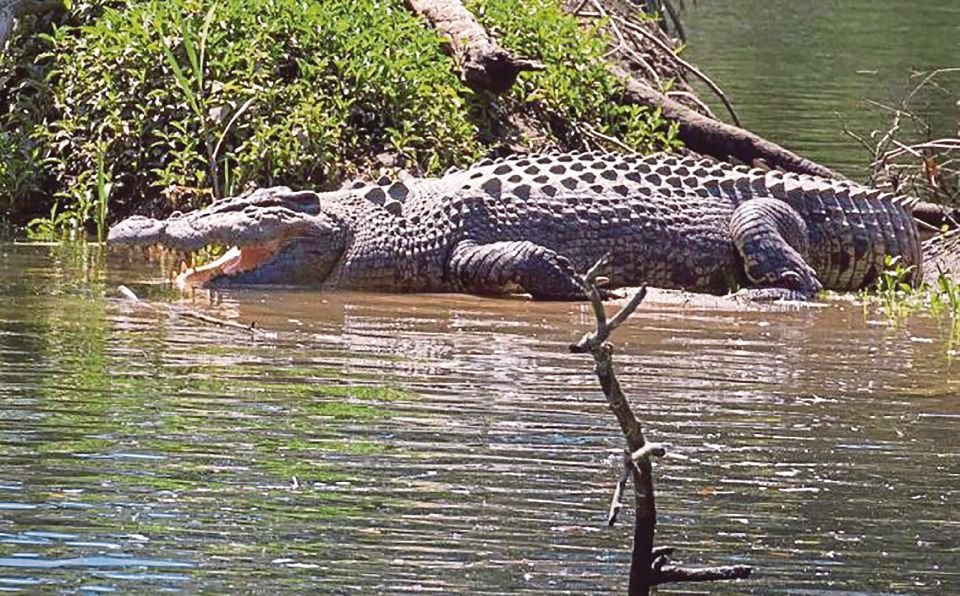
[108,187,348,287]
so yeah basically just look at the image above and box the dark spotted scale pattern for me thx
[108,151,924,300]
[337,151,919,298]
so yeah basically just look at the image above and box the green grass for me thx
[860,254,960,352]
[0,0,680,236]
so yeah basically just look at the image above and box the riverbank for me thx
[2,0,956,240]
[2,0,688,235]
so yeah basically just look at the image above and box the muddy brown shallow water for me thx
[1,243,958,593]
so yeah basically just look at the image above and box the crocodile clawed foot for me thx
[778,269,822,295]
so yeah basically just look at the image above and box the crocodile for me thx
[108,151,925,300]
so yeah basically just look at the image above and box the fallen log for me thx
[407,0,840,177]
[403,0,543,94]
[609,64,841,178]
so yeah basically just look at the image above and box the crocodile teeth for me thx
[176,247,242,288]
[176,243,280,288]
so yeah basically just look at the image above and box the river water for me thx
[1,243,957,593]
[2,3,960,593]
[683,0,960,177]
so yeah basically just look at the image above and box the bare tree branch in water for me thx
[570,257,752,594]
[116,284,266,337]
[844,69,960,208]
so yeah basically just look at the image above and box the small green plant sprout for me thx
[928,268,960,318]
[874,254,917,321]
[861,254,960,354]
[928,269,960,354]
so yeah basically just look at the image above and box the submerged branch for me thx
[653,564,754,585]
[569,279,654,595]
[117,284,267,338]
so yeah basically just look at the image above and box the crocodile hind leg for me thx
[729,197,823,300]
[448,240,592,300]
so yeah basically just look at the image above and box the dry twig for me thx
[575,4,742,126]
[570,256,752,594]
[848,69,960,207]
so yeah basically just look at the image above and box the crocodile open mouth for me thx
[176,241,282,288]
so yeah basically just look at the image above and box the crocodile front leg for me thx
[729,197,823,300]
[448,240,589,300]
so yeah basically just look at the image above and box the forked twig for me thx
[570,258,752,594]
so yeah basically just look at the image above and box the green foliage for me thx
[0,14,58,215]
[7,0,482,235]
[0,128,44,215]
[2,0,682,236]
[873,255,917,320]
[930,268,960,315]
[470,0,681,152]
[70,1,475,193]
[861,254,960,352]
[25,140,113,241]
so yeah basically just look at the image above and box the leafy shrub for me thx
[470,0,681,152]
[39,0,479,215]
[0,0,681,235]
[0,9,61,218]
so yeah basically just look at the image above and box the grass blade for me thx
[199,2,218,88]
[213,95,257,162]
[180,13,202,92]
[160,34,200,116]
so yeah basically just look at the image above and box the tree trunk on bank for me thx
[608,64,842,178]
[404,0,542,94]
[0,0,60,52]
[405,0,841,178]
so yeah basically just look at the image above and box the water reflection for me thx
[0,243,957,593]
[683,0,960,177]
